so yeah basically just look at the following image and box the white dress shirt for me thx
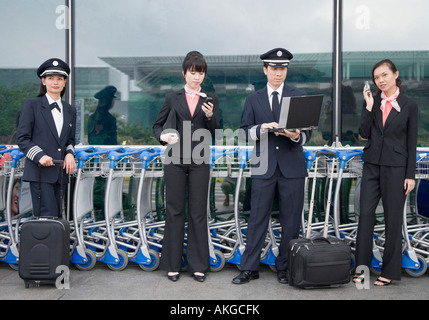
[46,93,63,137]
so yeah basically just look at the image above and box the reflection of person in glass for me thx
[88,86,118,145]
[153,51,219,282]
[353,59,418,287]
[11,179,21,217]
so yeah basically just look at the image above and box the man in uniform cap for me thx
[232,48,312,284]
[16,58,76,217]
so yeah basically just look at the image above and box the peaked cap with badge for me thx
[260,48,293,67]
[37,58,70,78]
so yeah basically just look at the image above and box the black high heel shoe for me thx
[167,272,180,281]
[193,272,206,282]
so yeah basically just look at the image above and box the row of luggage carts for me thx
[1,144,429,278]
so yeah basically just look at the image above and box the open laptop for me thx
[269,95,324,132]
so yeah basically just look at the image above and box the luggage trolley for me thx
[70,146,122,270]
[0,147,22,269]
[222,146,252,267]
[407,151,429,247]
[343,149,428,277]
[415,150,429,219]
[415,150,429,220]
[331,148,364,273]
[207,146,240,272]
[302,147,326,238]
[135,149,166,260]
[302,148,338,238]
[398,150,429,275]
[94,146,150,271]
[124,147,164,271]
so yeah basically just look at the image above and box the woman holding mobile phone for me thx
[153,51,219,282]
[353,59,418,286]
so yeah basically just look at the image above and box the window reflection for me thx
[0,1,428,147]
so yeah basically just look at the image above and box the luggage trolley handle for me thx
[315,150,336,158]
[306,150,336,238]
[36,160,65,219]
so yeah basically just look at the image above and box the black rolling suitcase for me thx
[288,150,351,289]
[19,161,70,288]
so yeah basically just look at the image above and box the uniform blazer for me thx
[241,84,311,179]
[153,89,220,163]
[16,95,76,183]
[359,93,418,179]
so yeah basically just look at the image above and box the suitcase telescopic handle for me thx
[311,236,331,243]
[36,160,65,218]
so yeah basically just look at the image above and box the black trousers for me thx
[355,163,407,280]
[240,166,305,271]
[29,181,64,218]
[159,162,210,274]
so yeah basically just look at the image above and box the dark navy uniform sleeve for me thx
[16,98,47,164]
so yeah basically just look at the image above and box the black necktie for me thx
[51,102,61,113]
[272,91,280,122]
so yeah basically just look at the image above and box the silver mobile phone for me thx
[364,81,370,90]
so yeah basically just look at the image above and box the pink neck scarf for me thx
[184,85,206,116]
[380,88,400,126]
[184,85,206,99]
[381,87,400,113]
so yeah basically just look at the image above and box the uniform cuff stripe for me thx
[27,146,43,160]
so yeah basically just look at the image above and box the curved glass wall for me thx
[0,0,428,147]
[73,0,333,146]
[342,1,429,147]
[0,0,66,145]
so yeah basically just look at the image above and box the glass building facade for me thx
[0,0,428,147]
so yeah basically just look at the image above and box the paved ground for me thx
[1,261,428,301]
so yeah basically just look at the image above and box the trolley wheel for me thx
[9,263,19,271]
[404,254,427,278]
[75,249,97,271]
[107,249,128,271]
[268,264,277,272]
[370,267,382,276]
[210,249,225,272]
[139,249,160,272]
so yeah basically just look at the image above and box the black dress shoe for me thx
[193,273,206,282]
[277,270,288,284]
[167,272,180,281]
[232,270,259,284]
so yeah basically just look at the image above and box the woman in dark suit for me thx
[16,58,76,217]
[353,59,418,286]
[153,51,219,282]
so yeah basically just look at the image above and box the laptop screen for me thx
[278,95,324,130]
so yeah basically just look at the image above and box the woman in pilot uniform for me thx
[153,51,219,282]
[16,58,76,217]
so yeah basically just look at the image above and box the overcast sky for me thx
[1,0,428,68]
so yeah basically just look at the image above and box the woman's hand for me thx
[202,101,213,119]
[64,153,76,174]
[404,178,415,195]
[363,85,374,112]
[160,132,179,145]
[39,155,54,166]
